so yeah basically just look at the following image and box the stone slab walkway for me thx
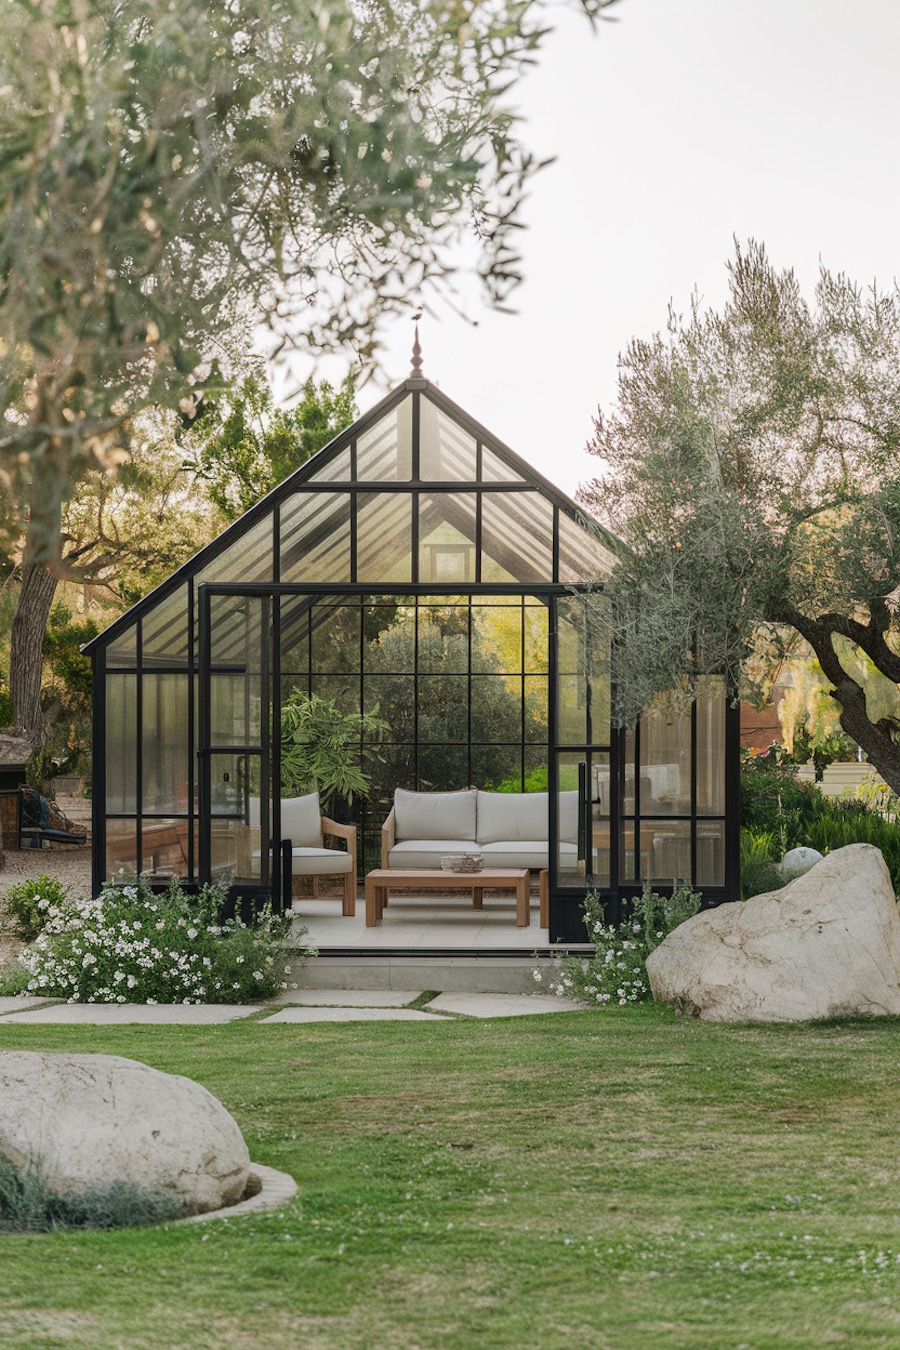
[0,991,584,1023]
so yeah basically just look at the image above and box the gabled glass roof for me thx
[87,379,619,659]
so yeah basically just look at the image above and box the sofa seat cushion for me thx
[476,791,547,844]
[388,839,477,870]
[394,788,477,843]
[477,841,548,870]
[253,847,353,875]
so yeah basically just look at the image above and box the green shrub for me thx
[740,829,788,899]
[741,749,900,892]
[17,876,308,1004]
[535,883,702,1007]
[1,874,70,943]
[0,1159,183,1231]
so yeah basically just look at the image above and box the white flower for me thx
[82,953,97,967]
[252,971,263,981]
[187,928,198,940]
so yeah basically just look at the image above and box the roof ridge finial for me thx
[410,311,424,379]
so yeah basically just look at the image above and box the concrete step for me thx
[285,950,584,994]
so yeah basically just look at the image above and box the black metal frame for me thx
[88,377,741,943]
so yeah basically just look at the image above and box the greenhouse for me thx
[86,368,739,945]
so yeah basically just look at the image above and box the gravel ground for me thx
[0,798,93,967]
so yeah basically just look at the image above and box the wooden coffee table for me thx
[364,868,531,928]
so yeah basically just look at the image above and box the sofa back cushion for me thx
[476,791,547,844]
[394,788,477,843]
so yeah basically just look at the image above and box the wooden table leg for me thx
[472,885,484,909]
[365,877,379,927]
[516,873,530,927]
[539,870,549,928]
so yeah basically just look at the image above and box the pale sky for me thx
[285,0,900,500]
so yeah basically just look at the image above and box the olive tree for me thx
[582,240,900,791]
[0,0,612,746]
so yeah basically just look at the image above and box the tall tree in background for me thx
[582,241,900,792]
[0,0,612,748]
[188,373,358,522]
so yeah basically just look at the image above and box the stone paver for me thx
[0,1003,262,1025]
[260,1006,444,1024]
[0,997,54,1015]
[424,992,583,1018]
[273,988,423,1007]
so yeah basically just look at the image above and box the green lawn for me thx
[1,1007,900,1348]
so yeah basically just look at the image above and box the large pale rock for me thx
[0,1052,250,1214]
[646,844,900,1022]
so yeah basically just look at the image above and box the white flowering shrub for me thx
[17,877,307,1004]
[534,884,701,1007]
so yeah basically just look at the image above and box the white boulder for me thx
[0,1052,250,1214]
[646,844,900,1022]
[780,846,824,876]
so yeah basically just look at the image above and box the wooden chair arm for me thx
[321,817,357,870]
[381,805,395,869]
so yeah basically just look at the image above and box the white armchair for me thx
[250,793,357,916]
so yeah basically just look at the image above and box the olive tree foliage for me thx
[581,241,900,792]
[0,0,613,745]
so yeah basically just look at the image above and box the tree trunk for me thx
[9,563,59,752]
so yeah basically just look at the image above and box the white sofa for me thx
[380,787,580,872]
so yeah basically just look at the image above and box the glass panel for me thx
[106,627,139,669]
[356,492,412,582]
[697,820,726,886]
[557,600,586,745]
[209,751,257,818]
[481,492,553,582]
[418,605,469,673]
[418,492,477,583]
[623,727,637,814]
[142,674,190,813]
[280,491,352,584]
[477,743,520,791]
[280,599,312,675]
[470,676,522,743]
[524,604,549,674]
[366,617,415,674]
[106,674,137,813]
[556,752,583,887]
[210,674,261,747]
[696,677,726,814]
[207,593,266,673]
[141,817,189,880]
[481,445,526,482]
[558,507,618,583]
[417,743,470,792]
[210,817,265,885]
[356,396,413,481]
[524,747,548,792]
[364,676,414,737]
[106,818,138,878]
[645,819,692,885]
[472,602,521,675]
[363,605,406,668]
[311,603,360,673]
[417,676,468,743]
[619,818,640,883]
[586,751,610,886]
[524,676,549,742]
[197,514,274,586]
[310,674,360,714]
[419,399,478,481]
[640,703,691,814]
[305,444,352,482]
[142,586,189,667]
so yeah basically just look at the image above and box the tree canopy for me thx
[187,372,358,521]
[582,241,900,791]
[0,0,601,568]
